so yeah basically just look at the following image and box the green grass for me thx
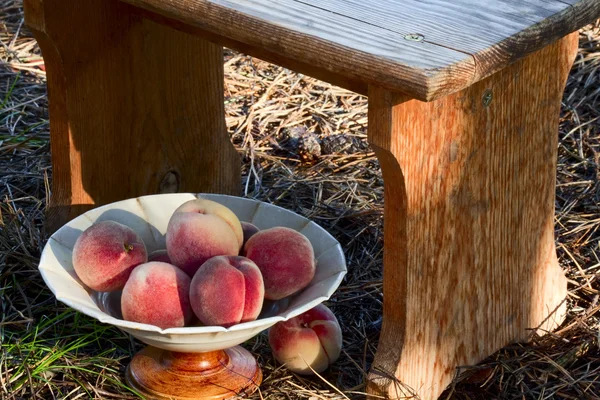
[0,73,20,110]
[2,309,143,398]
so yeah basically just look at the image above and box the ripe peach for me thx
[268,304,342,375]
[121,262,193,329]
[244,227,315,300]
[241,222,260,249]
[166,201,241,277]
[72,221,147,292]
[189,256,264,327]
[174,198,243,247]
[148,249,171,263]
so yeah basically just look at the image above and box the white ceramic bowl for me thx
[39,193,347,353]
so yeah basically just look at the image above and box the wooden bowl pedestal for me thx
[126,346,262,400]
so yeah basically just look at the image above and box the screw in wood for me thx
[482,89,493,107]
[404,33,424,42]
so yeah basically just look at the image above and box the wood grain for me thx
[118,0,600,100]
[24,0,241,233]
[471,0,600,81]
[299,0,568,54]
[119,0,476,101]
[366,32,578,400]
[126,346,262,399]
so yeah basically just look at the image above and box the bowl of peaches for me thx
[39,193,346,399]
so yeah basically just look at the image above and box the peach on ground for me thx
[241,221,260,249]
[166,211,240,277]
[174,198,244,248]
[244,227,315,300]
[268,304,342,375]
[189,256,264,327]
[72,220,147,292]
[148,249,171,263]
[121,261,193,329]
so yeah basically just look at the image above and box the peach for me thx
[241,222,260,249]
[148,249,171,263]
[174,198,243,248]
[121,262,193,329]
[190,256,264,327]
[166,200,241,277]
[268,304,342,375]
[72,220,147,292]
[244,227,315,300]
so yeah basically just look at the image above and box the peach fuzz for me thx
[268,304,342,375]
[174,198,244,248]
[244,227,315,300]
[148,249,171,263]
[121,262,193,329]
[72,220,147,292]
[190,256,264,328]
[166,211,240,277]
[241,221,260,249]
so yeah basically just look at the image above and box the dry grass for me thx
[1,0,600,398]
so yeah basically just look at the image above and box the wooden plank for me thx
[129,0,470,71]
[366,32,578,400]
[295,0,600,81]
[24,0,241,232]
[120,0,476,101]
[297,0,570,54]
[471,0,600,81]
[119,0,600,100]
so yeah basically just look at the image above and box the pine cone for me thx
[321,134,365,155]
[280,126,307,149]
[298,133,321,164]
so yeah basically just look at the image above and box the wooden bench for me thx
[24,0,600,399]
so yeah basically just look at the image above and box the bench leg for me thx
[366,32,578,400]
[24,0,240,233]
